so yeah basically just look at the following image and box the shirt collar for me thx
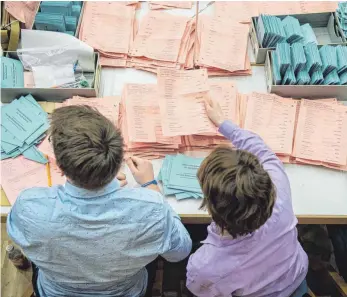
[65,179,120,198]
[202,222,255,247]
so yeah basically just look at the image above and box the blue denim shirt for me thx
[7,180,192,297]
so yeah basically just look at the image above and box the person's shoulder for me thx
[15,185,62,216]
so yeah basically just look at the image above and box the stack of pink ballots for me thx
[194,16,252,76]
[55,96,121,127]
[128,10,195,73]
[119,83,182,159]
[238,93,347,170]
[79,2,138,68]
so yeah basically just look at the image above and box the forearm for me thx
[219,120,278,165]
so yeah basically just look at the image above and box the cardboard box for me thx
[265,50,347,100]
[1,52,101,103]
[250,12,346,64]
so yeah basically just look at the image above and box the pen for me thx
[46,155,52,187]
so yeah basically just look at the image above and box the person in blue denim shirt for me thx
[7,105,192,297]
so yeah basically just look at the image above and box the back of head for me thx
[198,146,275,238]
[50,105,124,190]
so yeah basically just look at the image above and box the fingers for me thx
[130,156,144,165]
[116,172,126,180]
[126,158,138,174]
[204,96,213,107]
[119,179,128,187]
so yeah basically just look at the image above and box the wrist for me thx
[141,179,157,188]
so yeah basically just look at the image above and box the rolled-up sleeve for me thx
[159,201,192,262]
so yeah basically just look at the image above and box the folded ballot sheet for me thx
[158,154,204,200]
[1,95,49,164]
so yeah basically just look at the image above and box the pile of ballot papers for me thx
[79,2,138,67]
[128,11,195,73]
[194,16,251,76]
[157,154,204,200]
[149,1,192,10]
[271,43,347,85]
[55,95,120,127]
[1,95,49,164]
[34,1,82,36]
[119,83,182,159]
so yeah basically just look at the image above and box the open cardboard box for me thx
[1,51,101,103]
[265,50,347,100]
[250,12,346,64]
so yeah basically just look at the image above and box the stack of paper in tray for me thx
[256,15,286,48]
[128,11,194,73]
[301,23,318,45]
[119,83,181,159]
[195,16,251,76]
[337,1,347,38]
[79,2,138,67]
[1,95,49,164]
[149,1,192,10]
[272,43,347,85]
[158,154,203,200]
[282,16,304,44]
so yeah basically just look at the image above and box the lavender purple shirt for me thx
[186,121,308,297]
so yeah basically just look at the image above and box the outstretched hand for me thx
[204,96,225,127]
[126,156,154,185]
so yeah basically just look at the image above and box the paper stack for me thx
[79,2,137,67]
[320,45,338,76]
[56,96,121,127]
[291,43,306,75]
[239,93,347,170]
[296,64,311,85]
[301,23,318,45]
[337,1,347,38]
[195,16,251,76]
[256,15,286,48]
[276,42,291,75]
[304,43,322,74]
[149,1,193,10]
[119,84,181,159]
[128,11,193,73]
[158,154,203,200]
[1,95,49,164]
[283,65,296,85]
[282,16,304,44]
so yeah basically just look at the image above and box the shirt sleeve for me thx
[7,195,31,248]
[159,201,192,262]
[186,249,220,297]
[218,120,291,198]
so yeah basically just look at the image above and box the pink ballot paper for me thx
[157,68,215,137]
[1,156,65,205]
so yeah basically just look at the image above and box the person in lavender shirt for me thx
[186,98,309,297]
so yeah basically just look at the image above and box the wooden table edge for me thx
[2,213,347,224]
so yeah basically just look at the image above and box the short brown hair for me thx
[198,146,275,238]
[50,105,124,189]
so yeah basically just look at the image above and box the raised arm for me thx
[204,98,291,197]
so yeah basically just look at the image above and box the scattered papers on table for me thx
[1,95,49,164]
[149,1,192,10]
[79,2,138,67]
[158,154,203,200]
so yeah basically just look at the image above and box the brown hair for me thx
[198,146,275,238]
[50,105,124,190]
